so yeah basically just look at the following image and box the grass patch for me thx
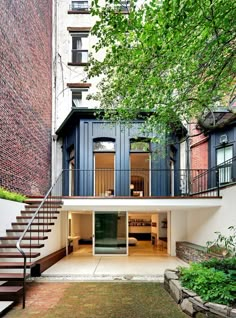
[6,282,188,318]
[0,187,26,202]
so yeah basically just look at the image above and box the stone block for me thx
[182,288,197,298]
[206,302,231,317]
[181,298,196,317]
[230,309,236,318]
[189,296,208,311]
[164,270,179,281]
[169,279,183,304]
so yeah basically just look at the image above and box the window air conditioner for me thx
[219,134,228,144]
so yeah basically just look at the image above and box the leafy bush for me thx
[206,226,236,257]
[0,187,26,203]
[200,257,236,280]
[179,263,236,306]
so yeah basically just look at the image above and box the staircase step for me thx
[25,199,63,205]
[0,236,48,240]
[21,210,60,214]
[16,216,57,220]
[25,204,62,209]
[12,222,55,226]
[0,244,44,248]
[0,286,23,301]
[0,301,14,315]
[0,273,30,281]
[0,262,34,269]
[0,252,40,258]
[6,229,51,233]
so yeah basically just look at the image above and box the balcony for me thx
[60,166,229,198]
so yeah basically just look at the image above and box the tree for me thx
[88,0,236,139]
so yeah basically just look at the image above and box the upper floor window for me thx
[119,0,130,12]
[130,140,150,152]
[216,145,233,183]
[72,88,88,108]
[93,140,115,152]
[70,1,89,11]
[71,33,89,64]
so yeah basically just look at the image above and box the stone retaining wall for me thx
[176,241,222,263]
[164,269,236,318]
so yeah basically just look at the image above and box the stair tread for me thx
[21,210,60,214]
[0,273,29,280]
[0,262,34,268]
[16,216,57,219]
[6,229,51,233]
[0,236,48,240]
[0,252,40,258]
[12,222,55,226]
[0,244,44,248]
[0,286,23,292]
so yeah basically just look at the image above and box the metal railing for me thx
[16,172,63,308]
[62,167,222,197]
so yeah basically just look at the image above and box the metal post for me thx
[216,168,220,197]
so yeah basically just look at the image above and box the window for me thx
[71,33,89,64]
[72,89,88,108]
[71,1,89,11]
[216,146,233,183]
[130,140,150,152]
[93,141,115,152]
[119,0,130,12]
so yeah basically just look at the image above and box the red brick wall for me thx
[0,0,52,196]
[190,124,208,170]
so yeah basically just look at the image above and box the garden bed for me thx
[164,269,236,318]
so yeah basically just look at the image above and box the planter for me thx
[164,269,236,318]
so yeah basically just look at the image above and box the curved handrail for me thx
[16,171,63,308]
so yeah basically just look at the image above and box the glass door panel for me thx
[94,212,127,255]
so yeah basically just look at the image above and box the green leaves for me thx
[88,0,236,138]
[179,261,236,305]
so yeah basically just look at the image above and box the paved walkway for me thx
[40,253,187,281]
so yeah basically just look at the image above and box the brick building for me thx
[0,0,52,195]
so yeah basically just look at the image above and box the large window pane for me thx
[217,146,233,183]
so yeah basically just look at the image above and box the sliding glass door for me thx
[93,212,127,255]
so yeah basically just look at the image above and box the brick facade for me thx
[190,124,209,170]
[0,0,52,195]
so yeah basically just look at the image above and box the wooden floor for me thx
[74,240,168,256]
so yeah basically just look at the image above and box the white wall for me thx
[170,210,188,256]
[0,199,25,236]
[186,185,236,246]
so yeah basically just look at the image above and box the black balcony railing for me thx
[60,160,236,197]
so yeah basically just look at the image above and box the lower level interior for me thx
[68,211,168,256]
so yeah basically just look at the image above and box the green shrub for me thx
[179,263,236,306]
[0,187,26,203]
[200,257,236,279]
